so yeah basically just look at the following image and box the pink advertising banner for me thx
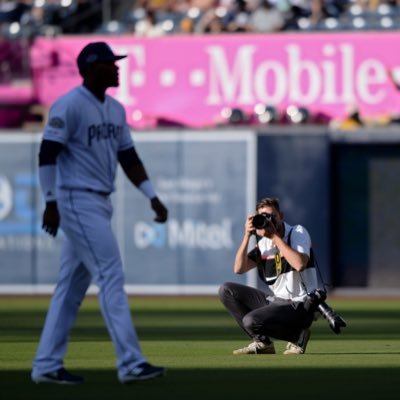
[30,33,400,128]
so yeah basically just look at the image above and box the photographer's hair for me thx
[256,197,280,213]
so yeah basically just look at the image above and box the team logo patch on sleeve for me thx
[49,117,65,129]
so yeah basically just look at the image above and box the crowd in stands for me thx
[1,0,398,82]
[0,0,103,37]
[1,0,400,129]
[125,0,400,35]
[1,0,400,39]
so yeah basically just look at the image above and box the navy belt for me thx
[62,188,112,196]
[85,189,111,196]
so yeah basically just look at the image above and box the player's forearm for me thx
[123,163,160,201]
[124,163,149,187]
[39,165,57,202]
[38,140,63,202]
[118,147,151,188]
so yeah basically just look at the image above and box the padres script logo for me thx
[87,123,123,146]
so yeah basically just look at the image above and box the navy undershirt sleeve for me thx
[38,139,64,166]
[117,147,143,173]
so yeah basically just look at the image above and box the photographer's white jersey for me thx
[257,222,318,302]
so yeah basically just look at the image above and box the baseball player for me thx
[31,42,168,384]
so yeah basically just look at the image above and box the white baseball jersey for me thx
[43,85,134,193]
[256,222,318,302]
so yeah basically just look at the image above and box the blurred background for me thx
[1,0,400,296]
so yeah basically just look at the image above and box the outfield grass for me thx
[0,295,399,400]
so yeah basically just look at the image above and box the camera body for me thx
[252,212,275,229]
[304,289,347,334]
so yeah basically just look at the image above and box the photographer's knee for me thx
[242,314,256,332]
[218,282,232,302]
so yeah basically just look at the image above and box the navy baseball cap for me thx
[77,42,126,71]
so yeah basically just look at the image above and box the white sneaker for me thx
[233,341,276,355]
[283,329,311,355]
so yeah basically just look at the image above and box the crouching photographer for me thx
[219,197,345,356]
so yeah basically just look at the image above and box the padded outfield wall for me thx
[1,127,399,294]
[0,130,257,294]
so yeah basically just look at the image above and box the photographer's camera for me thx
[304,289,347,334]
[252,213,274,229]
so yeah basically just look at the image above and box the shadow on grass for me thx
[1,307,400,341]
[308,351,400,355]
[1,367,399,400]
[0,309,400,341]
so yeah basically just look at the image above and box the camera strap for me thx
[275,253,282,275]
[286,228,319,294]
[272,225,291,276]
[288,227,329,294]
[254,228,291,284]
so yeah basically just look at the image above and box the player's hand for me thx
[151,197,168,223]
[42,201,60,237]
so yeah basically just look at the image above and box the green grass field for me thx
[0,295,399,400]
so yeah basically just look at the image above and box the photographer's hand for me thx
[263,222,278,239]
[233,216,258,274]
[245,215,255,237]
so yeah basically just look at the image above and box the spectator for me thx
[225,0,252,32]
[249,0,285,32]
[134,8,165,36]
[194,7,227,33]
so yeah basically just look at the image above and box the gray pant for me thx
[32,190,145,381]
[218,282,313,343]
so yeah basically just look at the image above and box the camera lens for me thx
[253,214,267,229]
[317,302,347,334]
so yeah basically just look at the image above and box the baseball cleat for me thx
[119,362,166,383]
[32,367,84,384]
[233,341,276,355]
